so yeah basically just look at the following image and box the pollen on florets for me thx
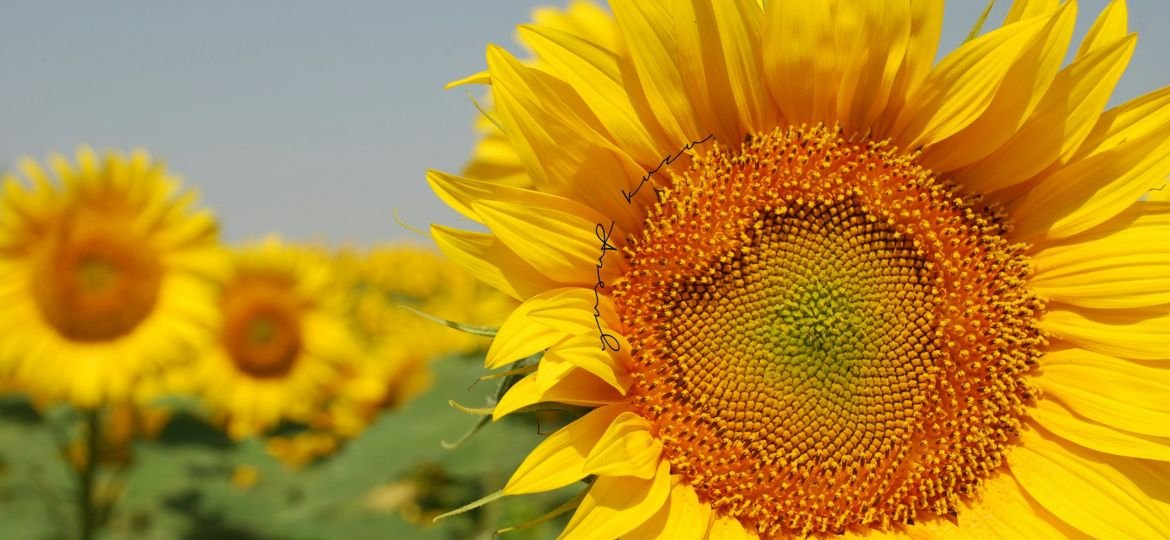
[612,125,1045,537]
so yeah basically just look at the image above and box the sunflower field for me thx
[4,1,1170,539]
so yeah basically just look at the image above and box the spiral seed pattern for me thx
[613,125,1045,537]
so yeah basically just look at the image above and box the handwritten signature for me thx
[591,134,716,351]
[592,221,622,351]
[621,134,716,204]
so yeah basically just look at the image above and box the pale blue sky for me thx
[3,1,1168,245]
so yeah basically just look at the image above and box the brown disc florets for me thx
[613,125,1045,537]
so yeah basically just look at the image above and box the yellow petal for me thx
[473,199,625,288]
[1074,85,1170,163]
[1010,125,1170,242]
[627,481,712,540]
[1042,347,1170,410]
[762,0,834,125]
[1030,203,1170,308]
[526,286,621,337]
[536,352,577,394]
[1058,0,1129,169]
[1030,398,1170,461]
[622,489,673,540]
[545,333,633,394]
[462,129,530,187]
[1075,0,1128,59]
[892,13,1052,148]
[486,288,596,368]
[1012,427,1170,538]
[834,1,912,134]
[484,45,646,234]
[954,33,1134,192]
[560,460,672,540]
[582,411,663,479]
[707,514,755,539]
[494,368,623,420]
[503,404,627,495]
[516,24,664,166]
[901,470,1077,539]
[1003,0,1059,24]
[1041,305,1170,362]
[444,70,489,89]
[874,0,943,137]
[1102,457,1170,520]
[427,169,614,229]
[919,2,1073,172]
[431,225,557,301]
[609,0,700,144]
[485,43,588,188]
[763,1,927,134]
[427,168,518,223]
[527,0,621,53]
[1012,83,1170,240]
[674,0,770,140]
[1036,347,1170,437]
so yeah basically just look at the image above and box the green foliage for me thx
[0,358,574,539]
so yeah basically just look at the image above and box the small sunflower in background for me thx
[309,343,432,439]
[264,245,513,468]
[0,147,218,540]
[432,1,1170,538]
[266,340,431,469]
[0,148,219,408]
[193,238,356,440]
[335,244,516,421]
[344,245,514,359]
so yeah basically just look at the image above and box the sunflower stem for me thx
[77,407,102,540]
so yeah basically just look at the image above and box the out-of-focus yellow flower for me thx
[332,244,514,417]
[318,343,433,438]
[230,465,261,491]
[264,431,340,470]
[0,148,219,408]
[0,374,21,396]
[257,244,508,468]
[193,238,357,440]
[338,244,515,359]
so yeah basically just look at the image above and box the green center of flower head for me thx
[613,125,1045,536]
[247,316,280,345]
[763,205,936,389]
[78,256,119,291]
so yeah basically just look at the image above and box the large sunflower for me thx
[0,148,219,408]
[430,1,1170,538]
[193,239,356,440]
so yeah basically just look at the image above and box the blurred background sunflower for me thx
[0,148,219,408]
[192,239,355,440]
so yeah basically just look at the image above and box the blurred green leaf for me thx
[0,358,575,540]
